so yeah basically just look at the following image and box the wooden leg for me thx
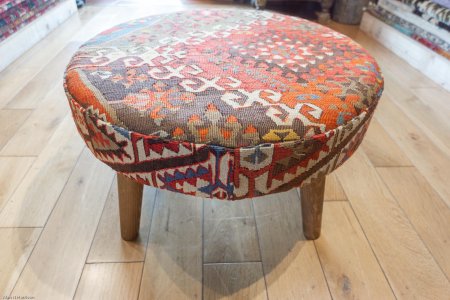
[117,173,144,241]
[300,177,326,240]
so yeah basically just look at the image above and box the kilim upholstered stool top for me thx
[64,10,383,241]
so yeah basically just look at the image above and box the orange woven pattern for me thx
[64,10,383,199]
[65,9,383,148]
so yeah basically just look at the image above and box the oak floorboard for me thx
[324,173,347,201]
[0,228,41,297]
[203,262,267,300]
[87,182,157,263]
[315,201,395,299]
[0,117,84,227]
[0,7,102,109]
[5,43,80,110]
[0,6,102,99]
[4,10,83,72]
[378,167,450,279]
[375,97,450,207]
[361,118,412,167]
[382,77,450,155]
[0,85,69,157]
[349,30,438,89]
[410,86,450,151]
[0,68,39,109]
[74,263,143,300]
[253,190,331,300]
[204,199,260,263]
[10,148,115,299]
[335,150,450,299]
[138,191,203,300]
[0,157,35,213]
[0,109,32,151]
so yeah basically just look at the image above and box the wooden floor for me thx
[0,0,449,299]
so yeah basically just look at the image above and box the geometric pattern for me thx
[64,9,383,200]
[1,0,60,42]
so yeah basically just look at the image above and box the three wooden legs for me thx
[300,177,326,240]
[117,173,144,241]
[117,172,326,241]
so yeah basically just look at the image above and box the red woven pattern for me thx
[64,10,383,199]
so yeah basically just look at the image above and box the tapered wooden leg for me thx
[117,173,144,241]
[300,177,326,240]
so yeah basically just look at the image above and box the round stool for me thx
[64,10,383,241]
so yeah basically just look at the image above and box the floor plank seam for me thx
[0,108,35,111]
[0,155,39,157]
[389,105,450,159]
[324,199,348,202]
[7,225,45,298]
[312,241,333,299]
[0,158,36,217]
[250,200,270,300]
[8,147,84,297]
[70,168,116,299]
[345,198,398,299]
[203,261,263,265]
[374,102,450,165]
[376,167,450,211]
[85,260,145,265]
[136,188,159,300]
[376,171,450,283]
[373,165,415,168]
[0,226,44,229]
[73,176,117,296]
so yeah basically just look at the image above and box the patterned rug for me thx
[0,0,60,42]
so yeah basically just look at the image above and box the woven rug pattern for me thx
[64,10,383,199]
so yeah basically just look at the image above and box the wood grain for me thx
[204,199,260,263]
[410,87,450,152]
[10,148,115,299]
[324,172,347,201]
[377,167,450,279]
[5,43,80,110]
[138,191,203,300]
[253,190,331,300]
[383,75,450,154]
[335,150,450,299]
[0,85,69,157]
[0,109,32,151]
[87,183,156,263]
[0,117,84,227]
[375,97,450,207]
[315,201,395,299]
[0,157,35,213]
[300,177,326,240]
[0,68,39,108]
[118,173,144,241]
[361,118,412,167]
[74,263,143,300]
[203,262,267,300]
[0,228,41,296]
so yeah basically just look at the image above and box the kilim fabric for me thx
[369,2,450,60]
[400,0,450,25]
[64,9,383,200]
[0,0,60,42]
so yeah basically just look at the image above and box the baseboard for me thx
[360,11,450,92]
[0,0,78,72]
